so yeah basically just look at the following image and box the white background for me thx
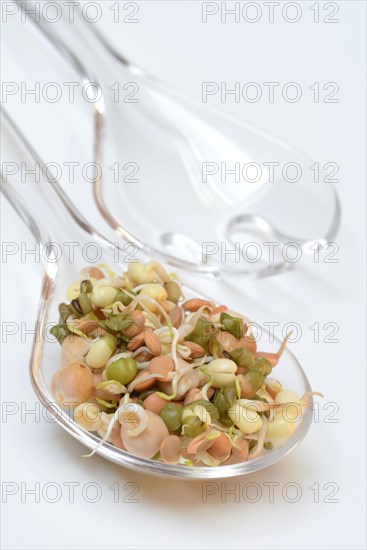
[1,1,366,549]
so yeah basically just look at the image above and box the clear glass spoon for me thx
[15,0,340,278]
[1,108,314,478]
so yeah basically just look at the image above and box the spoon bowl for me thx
[15,0,340,278]
[1,109,314,479]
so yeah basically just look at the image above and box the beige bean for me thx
[160,435,182,464]
[133,370,156,392]
[133,350,153,362]
[184,388,203,405]
[183,341,206,358]
[205,358,237,388]
[139,284,168,312]
[85,334,116,369]
[61,335,91,368]
[90,286,118,308]
[124,310,145,337]
[143,392,167,415]
[121,411,169,459]
[187,431,216,455]
[74,402,102,431]
[127,262,157,285]
[144,330,162,356]
[207,433,232,463]
[183,299,212,312]
[164,281,182,304]
[265,378,283,400]
[232,434,249,461]
[111,423,125,450]
[149,356,174,382]
[51,362,94,407]
[228,401,262,434]
[266,413,296,440]
[76,320,100,334]
[168,305,183,329]
[127,332,145,351]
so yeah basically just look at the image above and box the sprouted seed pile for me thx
[50,261,322,466]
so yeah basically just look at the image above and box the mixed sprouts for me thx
[50,261,321,467]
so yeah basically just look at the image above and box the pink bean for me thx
[144,392,167,414]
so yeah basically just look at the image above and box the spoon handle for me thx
[1,108,212,303]
[13,0,134,81]
[1,106,142,266]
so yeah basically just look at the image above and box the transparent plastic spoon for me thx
[1,108,314,478]
[15,1,340,278]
